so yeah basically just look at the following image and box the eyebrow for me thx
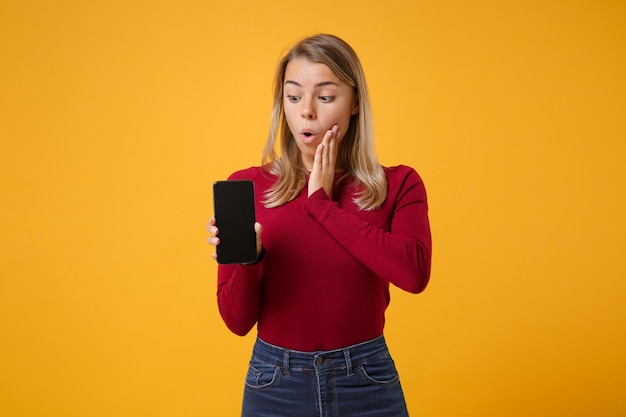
[284,80,340,88]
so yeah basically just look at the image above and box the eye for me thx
[319,96,335,103]
[286,95,300,103]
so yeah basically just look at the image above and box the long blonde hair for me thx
[262,34,387,211]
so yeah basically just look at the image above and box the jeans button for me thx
[315,357,323,366]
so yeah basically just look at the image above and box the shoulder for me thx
[382,165,428,204]
[226,166,277,189]
[383,165,425,186]
[227,166,270,181]
[226,166,261,180]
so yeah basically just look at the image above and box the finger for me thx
[323,139,330,170]
[328,126,338,168]
[207,217,220,236]
[322,126,337,171]
[313,142,324,172]
[320,129,332,169]
[207,224,219,236]
[254,222,264,256]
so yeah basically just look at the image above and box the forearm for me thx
[216,263,263,336]
[304,182,431,293]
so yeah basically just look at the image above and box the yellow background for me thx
[1,1,625,416]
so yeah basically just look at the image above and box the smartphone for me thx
[212,180,257,264]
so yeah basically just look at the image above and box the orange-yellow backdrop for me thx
[1,1,625,416]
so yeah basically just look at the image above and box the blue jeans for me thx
[241,335,409,417]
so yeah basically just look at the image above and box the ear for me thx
[351,100,359,115]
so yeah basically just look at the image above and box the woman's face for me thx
[283,58,358,171]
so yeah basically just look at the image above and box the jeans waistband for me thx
[251,335,390,375]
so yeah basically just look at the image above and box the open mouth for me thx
[300,130,317,142]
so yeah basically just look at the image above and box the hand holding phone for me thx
[212,180,258,264]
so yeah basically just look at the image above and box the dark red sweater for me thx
[217,165,431,351]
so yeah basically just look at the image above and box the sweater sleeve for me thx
[303,167,432,293]
[216,261,263,336]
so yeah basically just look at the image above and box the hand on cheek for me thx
[308,125,339,198]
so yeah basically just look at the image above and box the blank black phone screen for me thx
[213,180,257,264]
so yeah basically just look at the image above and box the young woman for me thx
[207,33,432,417]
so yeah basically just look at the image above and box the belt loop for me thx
[344,349,353,376]
[282,350,291,377]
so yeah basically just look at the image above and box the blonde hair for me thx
[262,34,387,211]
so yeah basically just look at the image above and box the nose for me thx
[301,97,316,119]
